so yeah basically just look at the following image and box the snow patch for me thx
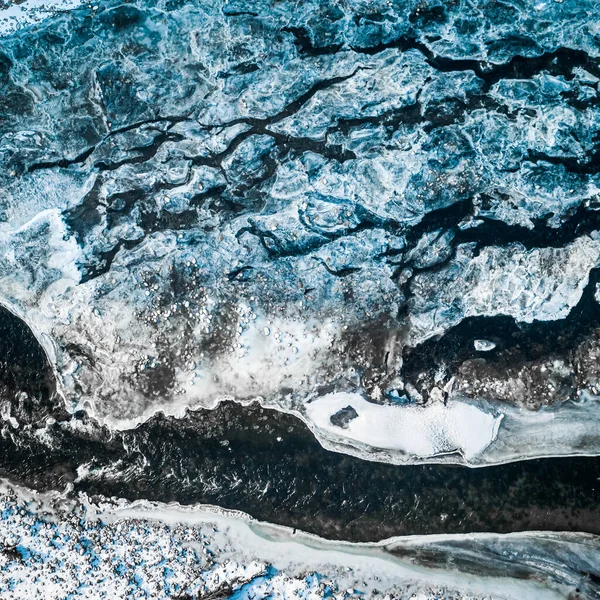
[305,393,503,460]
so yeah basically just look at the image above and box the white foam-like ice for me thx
[305,392,503,461]
[408,235,600,345]
[0,0,84,35]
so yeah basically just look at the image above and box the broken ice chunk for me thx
[474,339,496,352]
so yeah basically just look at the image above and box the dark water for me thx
[0,305,67,427]
[0,304,599,543]
[95,403,600,541]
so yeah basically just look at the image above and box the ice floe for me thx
[304,392,502,461]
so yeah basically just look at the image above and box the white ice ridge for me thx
[1,481,597,600]
[408,235,600,345]
[305,392,503,461]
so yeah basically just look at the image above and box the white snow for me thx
[304,392,503,460]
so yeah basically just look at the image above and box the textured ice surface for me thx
[1,0,600,466]
[0,482,598,600]
[1,3,600,594]
[408,236,600,344]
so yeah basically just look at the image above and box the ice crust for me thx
[1,0,600,465]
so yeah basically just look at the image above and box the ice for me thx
[304,392,502,461]
[0,0,599,466]
[0,0,84,35]
[474,339,496,352]
[408,236,600,345]
[0,482,597,600]
[1,1,600,597]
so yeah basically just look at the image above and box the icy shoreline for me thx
[4,284,600,468]
[2,209,600,467]
[1,480,598,600]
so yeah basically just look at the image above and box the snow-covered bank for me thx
[0,481,597,600]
